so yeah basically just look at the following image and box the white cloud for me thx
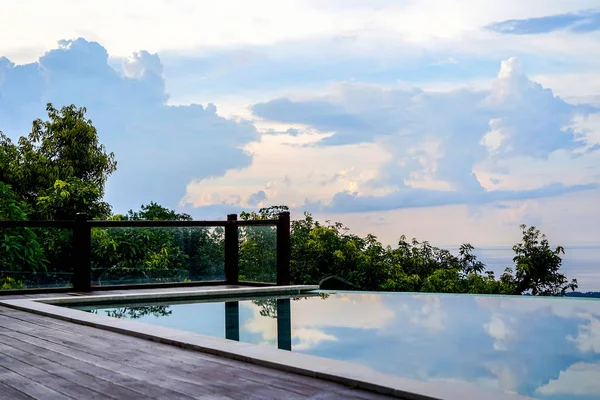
[483,315,513,351]
[0,39,259,213]
[233,56,598,217]
[484,362,520,395]
[475,296,600,320]
[243,293,396,350]
[407,295,446,331]
[292,328,338,351]
[568,317,600,353]
[536,362,600,396]
[572,113,600,149]
[181,130,392,209]
[480,119,509,154]
[3,0,600,67]
[533,73,600,106]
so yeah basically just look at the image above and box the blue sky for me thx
[0,0,599,246]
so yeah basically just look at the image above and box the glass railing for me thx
[238,224,277,284]
[90,226,225,286]
[0,225,74,290]
[0,211,290,292]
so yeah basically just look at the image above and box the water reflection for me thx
[83,293,600,400]
[224,299,292,350]
[225,301,239,341]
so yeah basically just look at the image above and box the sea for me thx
[465,246,600,293]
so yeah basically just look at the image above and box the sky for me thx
[0,0,599,247]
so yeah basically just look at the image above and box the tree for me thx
[126,202,192,221]
[91,203,224,284]
[508,225,577,296]
[0,103,116,219]
[238,206,285,282]
[0,182,48,288]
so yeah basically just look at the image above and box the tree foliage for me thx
[511,224,578,295]
[0,104,116,220]
[238,206,283,282]
[0,183,47,288]
[91,202,224,285]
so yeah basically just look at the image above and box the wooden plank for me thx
[0,343,141,400]
[0,330,198,400]
[0,381,35,400]
[0,353,113,400]
[0,365,70,400]
[0,328,225,399]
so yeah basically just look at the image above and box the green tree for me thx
[91,225,189,284]
[91,203,224,284]
[0,183,48,288]
[0,103,116,219]
[238,206,284,282]
[126,202,192,221]
[507,225,577,296]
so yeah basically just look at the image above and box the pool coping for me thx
[32,285,322,306]
[0,286,533,400]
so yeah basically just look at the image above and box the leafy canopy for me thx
[0,103,116,219]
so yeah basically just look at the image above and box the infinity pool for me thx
[71,292,600,400]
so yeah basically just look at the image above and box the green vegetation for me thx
[0,104,578,295]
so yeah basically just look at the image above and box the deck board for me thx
[0,306,393,400]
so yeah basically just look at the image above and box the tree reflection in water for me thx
[90,305,172,319]
[253,293,330,319]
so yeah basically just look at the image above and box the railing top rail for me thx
[237,220,279,226]
[1,215,287,229]
[0,220,235,228]
[88,220,228,228]
[0,220,75,228]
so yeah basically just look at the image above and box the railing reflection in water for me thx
[225,299,292,350]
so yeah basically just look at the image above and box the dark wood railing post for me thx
[73,212,91,291]
[276,212,291,286]
[224,214,239,285]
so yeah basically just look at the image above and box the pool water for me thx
[72,292,600,400]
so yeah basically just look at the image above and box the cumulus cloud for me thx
[568,317,600,354]
[182,131,391,210]
[246,190,267,206]
[242,293,395,350]
[245,56,599,214]
[536,362,600,396]
[483,315,514,351]
[0,38,259,213]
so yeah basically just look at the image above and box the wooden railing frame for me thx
[0,212,291,293]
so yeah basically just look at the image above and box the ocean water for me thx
[471,246,600,292]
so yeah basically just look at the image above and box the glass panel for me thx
[91,226,225,286]
[0,227,73,290]
[238,225,277,283]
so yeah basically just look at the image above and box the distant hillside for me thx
[566,292,600,298]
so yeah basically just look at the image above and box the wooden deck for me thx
[0,305,393,400]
